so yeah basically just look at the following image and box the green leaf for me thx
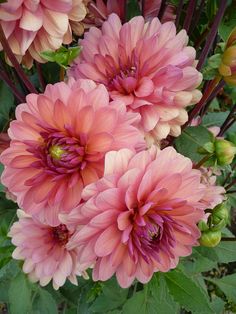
[0,81,14,119]
[207,274,236,303]
[202,111,236,134]
[164,269,214,314]
[211,296,225,314]
[181,247,217,274]
[41,46,81,69]
[89,278,128,312]
[123,275,179,314]
[33,289,58,314]
[175,126,214,162]
[196,241,236,264]
[219,7,236,41]
[8,272,32,314]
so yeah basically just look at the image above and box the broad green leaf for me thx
[123,275,179,314]
[181,248,217,274]
[8,272,32,314]
[207,274,236,303]
[89,278,128,312]
[211,296,225,314]
[202,111,236,133]
[33,289,58,314]
[0,81,14,119]
[164,269,214,314]
[213,241,236,263]
[175,126,214,162]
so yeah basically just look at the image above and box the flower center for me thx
[52,224,70,246]
[49,145,65,160]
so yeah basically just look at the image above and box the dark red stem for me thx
[158,0,167,20]
[219,103,236,136]
[0,24,37,94]
[184,77,220,129]
[197,1,227,71]
[183,0,197,33]
[175,0,184,29]
[0,69,25,103]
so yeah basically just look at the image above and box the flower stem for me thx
[0,24,37,94]
[200,79,225,117]
[183,0,197,33]
[158,0,167,20]
[221,237,236,241]
[223,163,236,186]
[35,62,46,91]
[197,1,227,71]
[175,0,184,29]
[60,67,65,81]
[194,154,212,169]
[219,103,236,136]
[225,178,236,191]
[0,69,25,103]
[189,0,205,35]
[185,76,221,128]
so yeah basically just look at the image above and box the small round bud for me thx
[199,230,221,247]
[212,203,229,226]
[214,139,236,166]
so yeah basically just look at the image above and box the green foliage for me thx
[8,272,32,314]
[0,81,14,120]
[175,126,214,162]
[165,269,214,314]
[41,46,81,69]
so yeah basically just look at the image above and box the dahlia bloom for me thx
[0,0,87,68]
[8,209,87,290]
[0,79,144,225]
[200,167,225,209]
[69,14,202,142]
[67,147,206,288]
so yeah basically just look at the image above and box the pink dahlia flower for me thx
[0,0,87,68]
[67,147,206,288]
[0,79,144,225]
[69,14,202,142]
[8,209,87,290]
[200,167,225,209]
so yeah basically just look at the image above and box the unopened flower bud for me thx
[214,139,236,165]
[212,203,229,226]
[219,46,236,85]
[199,230,221,247]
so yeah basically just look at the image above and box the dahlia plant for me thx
[0,1,236,313]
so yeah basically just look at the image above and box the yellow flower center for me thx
[49,145,65,160]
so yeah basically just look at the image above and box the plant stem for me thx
[194,154,212,169]
[197,1,227,71]
[0,24,37,94]
[221,237,236,241]
[35,61,46,91]
[0,70,25,103]
[225,178,236,191]
[183,0,197,33]
[141,0,145,16]
[223,163,236,186]
[200,79,225,117]
[175,0,184,29]
[185,76,221,128]
[189,0,205,35]
[219,103,236,136]
[158,0,166,20]
[60,67,65,81]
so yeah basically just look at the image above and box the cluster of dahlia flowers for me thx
[0,8,225,289]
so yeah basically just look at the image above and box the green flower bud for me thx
[212,203,229,226]
[214,139,236,166]
[198,220,209,232]
[199,230,221,247]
